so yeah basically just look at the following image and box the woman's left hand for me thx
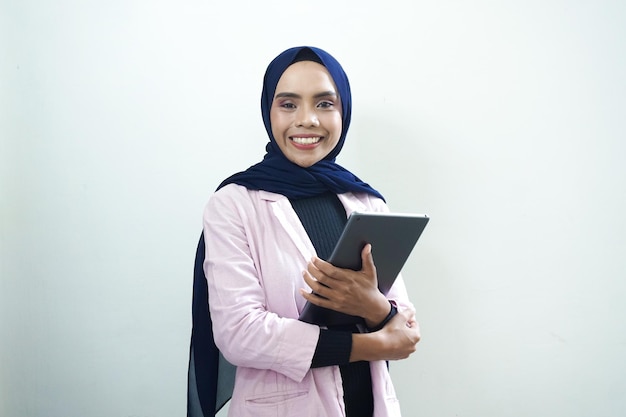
[300,244,391,327]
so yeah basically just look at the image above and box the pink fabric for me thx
[203,183,413,416]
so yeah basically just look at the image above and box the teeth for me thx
[291,137,321,145]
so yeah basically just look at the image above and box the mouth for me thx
[290,136,322,145]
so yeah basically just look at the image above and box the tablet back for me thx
[330,212,429,294]
[299,212,429,327]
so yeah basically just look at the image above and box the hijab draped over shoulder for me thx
[217,46,384,202]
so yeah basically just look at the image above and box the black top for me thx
[290,192,374,417]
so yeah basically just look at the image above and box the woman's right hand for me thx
[350,309,421,362]
[377,309,421,360]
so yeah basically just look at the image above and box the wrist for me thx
[364,296,393,328]
[367,301,397,332]
[350,332,386,362]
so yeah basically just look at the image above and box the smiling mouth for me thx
[291,136,322,145]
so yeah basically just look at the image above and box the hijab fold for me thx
[217,46,384,202]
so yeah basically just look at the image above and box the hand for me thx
[350,309,421,362]
[377,309,421,360]
[300,244,391,327]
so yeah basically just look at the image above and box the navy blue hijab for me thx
[216,46,384,201]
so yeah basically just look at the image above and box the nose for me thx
[295,104,319,127]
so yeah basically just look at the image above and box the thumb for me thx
[361,243,377,276]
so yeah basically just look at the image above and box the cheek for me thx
[269,110,284,138]
[327,113,343,138]
[270,110,293,130]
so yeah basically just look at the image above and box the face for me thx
[270,61,342,168]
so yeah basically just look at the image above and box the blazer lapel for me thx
[257,191,372,264]
[258,190,316,262]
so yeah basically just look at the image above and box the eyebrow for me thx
[274,91,338,99]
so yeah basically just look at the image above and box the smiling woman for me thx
[270,61,342,168]
[197,46,421,417]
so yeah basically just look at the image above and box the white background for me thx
[2,1,625,416]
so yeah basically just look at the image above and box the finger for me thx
[311,256,341,280]
[310,255,329,269]
[306,260,332,284]
[408,322,421,343]
[301,269,315,288]
[302,270,321,291]
[360,244,377,276]
[299,288,332,307]
[305,263,334,289]
[306,259,321,276]
[302,270,331,298]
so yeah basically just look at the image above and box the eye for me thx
[317,100,335,109]
[279,102,296,109]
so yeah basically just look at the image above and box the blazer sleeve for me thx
[202,187,320,383]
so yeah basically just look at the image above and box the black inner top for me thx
[290,192,374,417]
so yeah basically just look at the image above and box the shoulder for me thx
[204,184,287,219]
[209,182,249,202]
[208,183,286,205]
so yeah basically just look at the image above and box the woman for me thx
[203,46,420,417]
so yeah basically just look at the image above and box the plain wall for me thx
[2,1,625,416]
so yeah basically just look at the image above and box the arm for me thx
[310,309,420,367]
[303,243,419,367]
[203,188,320,382]
[301,196,420,364]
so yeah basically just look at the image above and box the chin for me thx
[288,155,321,168]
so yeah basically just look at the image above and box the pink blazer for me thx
[203,184,413,417]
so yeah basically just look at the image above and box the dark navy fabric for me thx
[187,233,235,416]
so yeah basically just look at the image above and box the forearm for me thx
[311,330,401,365]
[310,329,352,368]
[350,332,385,362]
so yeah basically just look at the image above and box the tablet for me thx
[298,211,429,327]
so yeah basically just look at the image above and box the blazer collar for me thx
[258,190,286,202]
[259,190,369,262]
[259,189,368,211]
